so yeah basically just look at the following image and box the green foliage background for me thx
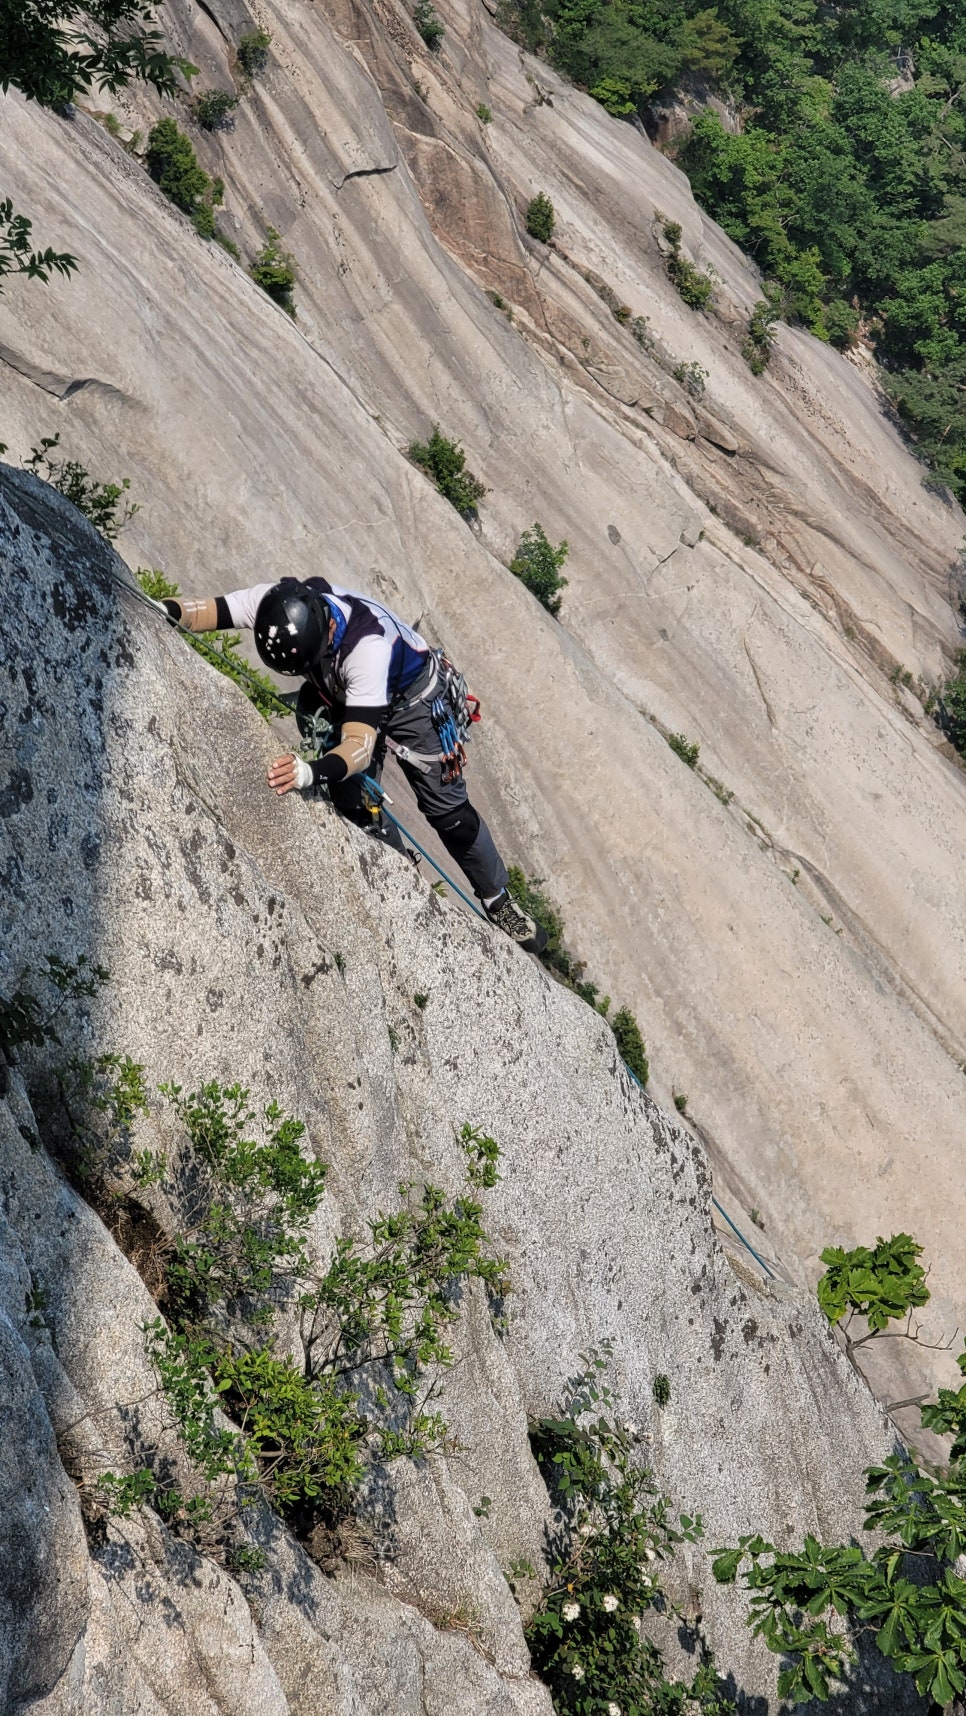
[501,0,966,497]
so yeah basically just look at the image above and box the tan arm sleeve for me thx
[175,597,222,633]
[327,721,378,778]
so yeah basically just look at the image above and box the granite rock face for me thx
[0,468,927,1711]
[1,0,965,1410]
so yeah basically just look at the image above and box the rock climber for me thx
[161,577,547,952]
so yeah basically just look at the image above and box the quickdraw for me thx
[430,651,481,783]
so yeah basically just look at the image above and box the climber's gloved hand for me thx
[267,753,315,795]
[146,596,182,624]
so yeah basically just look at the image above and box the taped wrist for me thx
[292,756,315,790]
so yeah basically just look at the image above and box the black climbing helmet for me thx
[253,579,330,675]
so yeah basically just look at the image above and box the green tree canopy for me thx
[1,0,187,106]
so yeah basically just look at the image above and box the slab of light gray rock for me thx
[0,465,930,1710]
[2,1,964,1412]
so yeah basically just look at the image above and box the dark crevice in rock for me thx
[334,164,398,190]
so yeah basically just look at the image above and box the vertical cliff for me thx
[0,465,926,1712]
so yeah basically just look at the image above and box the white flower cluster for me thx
[562,1601,581,1622]
[608,1703,622,1715]
[602,1593,619,1612]
[570,1663,585,1681]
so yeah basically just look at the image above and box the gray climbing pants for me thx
[331,666,509,901]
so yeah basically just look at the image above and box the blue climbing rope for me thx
[359,774,488,921]
[622,1062,778,1281]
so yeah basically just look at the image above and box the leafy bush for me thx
[743,284,783,375]
[817,1232,929,1335]
[249,226,297,316]
[662,222,713,310]
[67,1037,504,1538]
[936,652,966,756]
[135,1096,505,1516]
[672,360,708,397]
[510,523,569,616]
[1,0,189,107]
[407,425,486,516]
[716,1234,966,1709]
[136,570,285,720]
[652,1373,671,1407]
[611,1005,649,1087]
[0,198,76,290]
[476,102,492,122]
[25,434,138,540]
[145,117,226,240]
[413,0,444,49]
[195,88,238,130]
[526,1349,733,1715]
[526,192,556,242]
[668,731,699,768]
[237,28,271,77]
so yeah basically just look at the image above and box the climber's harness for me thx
[297,646,481,792]
[384,649,481,783]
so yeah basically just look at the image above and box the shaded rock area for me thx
[0,467,928,1712]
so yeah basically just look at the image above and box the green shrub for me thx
[526,192,555,242]
[716,1233,966,1709]
[407,425,486,516]
[249,226,297,316]
[25,435,138,540]
[823,297,860,350]
[509,523,569,616]
[668,731,699,768]
[743,283,782,375]
[937,651,966,756]
[663,221,713,311]
[145,117,226,240]
[631,313,652,349]
[476,102,492,122]
[816,1232,929,1335]
[413,0,445,49]
[611,1005,648,1087]
[195,88,238,131]
[136,569,285,720]
[137,1091,504,1514]
[237,28,271,77]
[672,359,708,397]
[652,1372,671,1407]
[526,1349,731,1715]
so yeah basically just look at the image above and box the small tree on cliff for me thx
[1,0,190,108]
[715,1235,966,1710]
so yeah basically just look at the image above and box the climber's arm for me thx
[160,595,233,632]
[162,582,284,632]
[267,710,386,796]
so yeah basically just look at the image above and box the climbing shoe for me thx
[484,889,548,954]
